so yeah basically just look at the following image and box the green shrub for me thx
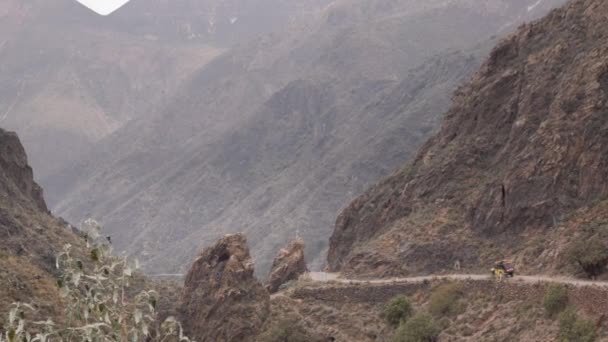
[558,308,597,342]
[428,283,465,317]
[543,285,569,317]
[566,239,608,279]
[393,313,439,342]
[383,296,413,326]
[0,219,190,342]
[258,318,318,342]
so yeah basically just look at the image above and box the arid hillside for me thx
[171,234,608,342]
[46,0,566,276]
[328,0,608,278]
[0,0,329,179]
[0,128,83,320]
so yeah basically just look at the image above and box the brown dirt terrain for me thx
[266,276,608,341]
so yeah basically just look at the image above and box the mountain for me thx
[45,0,567,275]
[0,128,83,320]
[0,0,330,179]
[328,0,608,278]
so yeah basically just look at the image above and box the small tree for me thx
[566,239,608,279]
[382,296,413,326]
[393,313,438,342]
[543,285,569,318]
[0,219,191,342]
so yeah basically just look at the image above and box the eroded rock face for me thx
[265,238,308,293]
[328,0,608,277]
[180,234,270,342]
[0,128,47,212]
[0,128,83,321]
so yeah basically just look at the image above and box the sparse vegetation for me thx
[543,285,569,317]
[393,313,439,342]
[382,296,413,326]
[558,308,597,342]
[565,239,608,279]
[428,283,466,317]
[0,220,190,342]
[258,317,318,342]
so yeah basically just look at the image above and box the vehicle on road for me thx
[491,261,515,280]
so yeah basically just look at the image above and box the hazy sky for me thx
[76,0,131,15]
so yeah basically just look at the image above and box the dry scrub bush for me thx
[543,285,569,318]
[393,313,438,342]
[558,308,596,342]
[0,219,191,342]
[258,317,319,342]
[428,283,466,318]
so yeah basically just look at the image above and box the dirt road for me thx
[148,271,608,288]
[305,272,608,288]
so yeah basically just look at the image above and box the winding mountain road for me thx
[148,271,608,288]
[305,272,608,288]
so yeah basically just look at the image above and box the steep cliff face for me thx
[0,128,82,320]
[265,238,308,293]
[328,0,608,277]
[0,129,46,212]
[180,234,270,342]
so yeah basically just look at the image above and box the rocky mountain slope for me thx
[0,0,329,179]
[46,0,567,275]
[0,128,83,320]
[328,0,608,278]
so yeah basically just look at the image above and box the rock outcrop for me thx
[180,234,270,342]
[265,238,308,293]
[328,0,608,277]
[0,128,47,212]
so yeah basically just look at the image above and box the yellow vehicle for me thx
[491,261,515,280]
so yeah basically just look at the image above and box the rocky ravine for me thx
[48,0,567,276]
[328,0,608,278]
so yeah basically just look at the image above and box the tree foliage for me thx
[566,239,608,279]
[0,219,191,342]
[382,296,413,326]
